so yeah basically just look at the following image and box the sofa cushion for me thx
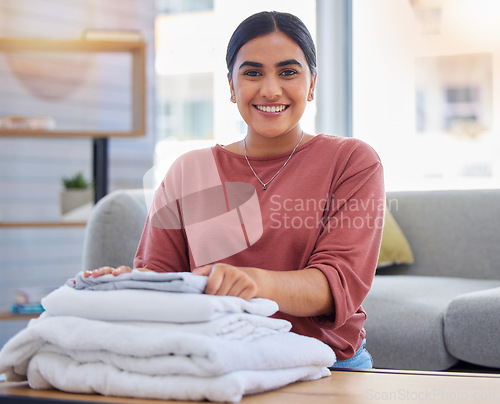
[385,190,500,280]
[377,209,414,267]
[363,276,500,370]
[444,286,500,368]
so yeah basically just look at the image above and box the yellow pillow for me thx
[377,209,414,267]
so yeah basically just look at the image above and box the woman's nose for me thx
[260,76,282,100]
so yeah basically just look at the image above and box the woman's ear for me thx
[308,74,317,102]
[228,74,236,103]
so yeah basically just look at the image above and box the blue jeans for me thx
[330,339,373,370]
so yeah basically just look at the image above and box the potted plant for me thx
[60,172,94,215]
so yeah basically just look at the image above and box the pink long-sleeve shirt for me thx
[134,134,385,361]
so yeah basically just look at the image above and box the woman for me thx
[87,11,384,369]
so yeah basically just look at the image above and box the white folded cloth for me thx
[0,315,334,378]
[27,351,330,403]
[42,285,279,322]
[0,274,336,402]
[69,269,207,293]
[116,312,291,341]
[0,315,334,402]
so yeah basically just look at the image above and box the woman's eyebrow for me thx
[238,59,303,70]
[276,59,302,68]
[239,61,263,69]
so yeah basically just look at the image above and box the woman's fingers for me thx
[114,265,133,275]
[192,265,213,277]
[227,276,258,300]
[83,265,133,278]
[201,263,258,300]
[83,266,113,278]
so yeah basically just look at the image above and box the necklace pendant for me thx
[244,131,304,193]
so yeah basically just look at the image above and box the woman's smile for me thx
[254,104,290,114]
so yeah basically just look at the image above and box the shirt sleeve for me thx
[304,138,385,329]
[133,159,191,273]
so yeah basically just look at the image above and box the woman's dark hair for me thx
[226,11,317,78]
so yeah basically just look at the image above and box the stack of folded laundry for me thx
[0,270,335,402]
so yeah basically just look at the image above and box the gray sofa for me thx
[363,189,500,371]
[82,188,500,371]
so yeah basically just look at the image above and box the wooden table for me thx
[1,369,500,403]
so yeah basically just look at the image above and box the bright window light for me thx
[352,0,500,191]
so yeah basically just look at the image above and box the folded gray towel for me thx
[67,269,207,294]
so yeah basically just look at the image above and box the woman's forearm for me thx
[243,266,334,317]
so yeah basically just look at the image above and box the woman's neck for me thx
[243,128,305,157]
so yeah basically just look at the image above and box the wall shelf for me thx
[0,310,39,321]
[0,37,146,137]
[0,129,145,138]
[0,36,147,203]
[0,222,86,228]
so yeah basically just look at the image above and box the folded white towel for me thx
[0,315,335,379]
[69,269,207,293]
[41,285,278,322]
[27,351,331,403]
[116,312,291,341]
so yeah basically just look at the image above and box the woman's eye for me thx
[280,69,297,77]
[243,70,261,77]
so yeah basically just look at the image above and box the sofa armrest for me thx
[81,189,152,271]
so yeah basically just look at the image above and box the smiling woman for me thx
[88,10,385,370]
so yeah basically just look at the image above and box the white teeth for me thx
[256,105,286,113]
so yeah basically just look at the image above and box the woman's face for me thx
[229,31,316,140]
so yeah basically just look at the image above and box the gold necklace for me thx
[243,131,304,190]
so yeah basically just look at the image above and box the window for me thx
[156,73,214,141]
[155,0,214,14]
[352,0,500,191]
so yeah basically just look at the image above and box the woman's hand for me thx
[83,266,150,278]
[192,263,258,301]
[195,263,334,317]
